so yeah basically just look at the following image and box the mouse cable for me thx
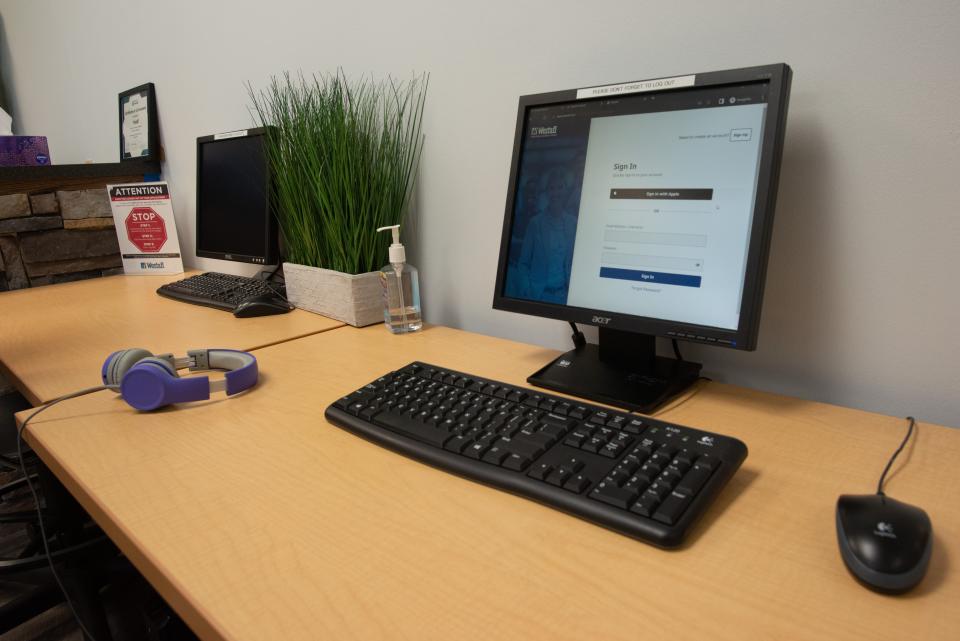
[568,322,586,349]
[671,338,683,362]
[17,385,117,641]
[876,416,916,496]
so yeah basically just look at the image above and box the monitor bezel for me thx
[195,127,278,266]
[491,63,792,351]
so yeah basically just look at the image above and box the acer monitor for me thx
[492,64,792,412]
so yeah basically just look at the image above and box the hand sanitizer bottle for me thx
[377,225,422,333]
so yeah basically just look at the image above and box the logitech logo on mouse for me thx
[874,521,897,539]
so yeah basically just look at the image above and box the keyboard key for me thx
[653,490,693,525]
[502,453,531,472]
[530,431,558,447]
[630,491,662,517]
[607,469,629,485]
[677,463,714,495]
[674,448,695,466]
[646,481,670,501]
[589,411,611,425]
[464,442,488,459]
[348,400,368,416]
[600,441,624,458]
[623,418,646,434]
[540,423,567,439]
[635,439,656,457]
[659,466,684,488]
[657,446,678,459]
[568,406,589,419]
[443,435,472,453]
[648,451,673,467]
[374,411,448,447]
[636,463,660,484]
[591,483,637,510]
[583,437,605,454]
[558,458,584,475]
[545,469,570,487]
[541,413,575,429]
[696,453,718,470]
[507,440,545,460]
[607,415,628,429]
[563,474,592,493]
[524,395,544,408]
[528,462,553,481]
[623,476,648,494]
[482,446,509,465]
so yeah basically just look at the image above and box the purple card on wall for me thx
[0,136,51,166]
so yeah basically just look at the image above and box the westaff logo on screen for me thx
[530,125,558,138]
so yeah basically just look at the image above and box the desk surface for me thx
[0,272,343,404]
[19,325,960,641]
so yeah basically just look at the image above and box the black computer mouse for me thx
[233,295,294,318]
[835,493,932,593]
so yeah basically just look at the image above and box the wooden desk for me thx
[17,325,960,641]
[0,272,343,404]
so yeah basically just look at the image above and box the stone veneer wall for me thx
[0,188,122,290]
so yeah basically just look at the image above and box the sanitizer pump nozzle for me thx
[377,225,406,267]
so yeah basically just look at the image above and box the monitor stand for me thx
[527,327,702,414]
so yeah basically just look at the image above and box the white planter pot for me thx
[283,262,383,327]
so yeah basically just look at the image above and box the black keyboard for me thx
[157,272,291,316]
[325,362,747,547]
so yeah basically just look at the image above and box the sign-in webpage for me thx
[503,85,768,331]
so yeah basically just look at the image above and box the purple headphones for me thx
[101,348,259,411]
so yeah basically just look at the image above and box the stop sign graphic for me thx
[125,207,167,253]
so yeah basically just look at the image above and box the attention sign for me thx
[107,181,184,275]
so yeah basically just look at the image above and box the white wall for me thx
[2,0,958,426]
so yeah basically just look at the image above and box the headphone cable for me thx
[17,385,117,641]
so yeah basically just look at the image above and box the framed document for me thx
[119,83,159,161]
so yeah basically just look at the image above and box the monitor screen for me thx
[494,65,790,349]
[196,129,276,264]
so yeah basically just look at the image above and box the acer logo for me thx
[592,316,612,325]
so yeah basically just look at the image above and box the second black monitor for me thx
[196,127,277,265]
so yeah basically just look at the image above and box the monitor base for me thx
[527,329,702,414]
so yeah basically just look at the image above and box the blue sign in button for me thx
[599,267,702,288]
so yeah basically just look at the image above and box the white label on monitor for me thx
[576,75,696,100]
[214,129,248,140]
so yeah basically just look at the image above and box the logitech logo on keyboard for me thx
[698,435,715,446]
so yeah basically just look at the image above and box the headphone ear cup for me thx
[134,357,178,378]
[103,348,154,388]
[120,360,177,411]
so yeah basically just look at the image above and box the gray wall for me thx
[2,1,957,425]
